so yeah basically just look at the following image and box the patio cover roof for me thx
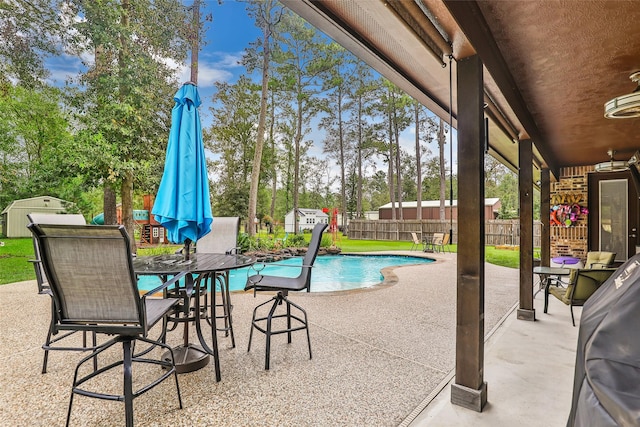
[282,0,640,181]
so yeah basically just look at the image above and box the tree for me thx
[0,85,73,208]
[0,0,61,88]
[271,12,337,233]
[63,0,189,249]
[205,76,261,218]
[243,0,283,236]
[348,62,381,218]
[486,156,519,218]
[376,79,412,219]
[320,44,357,229]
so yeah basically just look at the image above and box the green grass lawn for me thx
[0,238,37,285]
[0,235,521,285]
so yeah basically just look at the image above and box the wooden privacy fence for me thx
[347,219,542,247]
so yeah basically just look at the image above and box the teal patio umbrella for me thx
[152,82,213,257]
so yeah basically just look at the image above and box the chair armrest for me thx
[225,246,241,255]
[142,271,187,297]
[588,262,612,268]
[245,261,313,287]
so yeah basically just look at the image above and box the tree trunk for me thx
[293,96,302,234]
[338,86,346,231]
[121,171,136,252]
[415,101,422,220]
[393,93,403,220]
[248,18,271,237]
[356,95,363,218]
[269,91,277,221]
[387,105,396,220]
[103,184,118,225]
[116,0,135,251]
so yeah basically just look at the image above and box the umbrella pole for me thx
[184,238,192,261]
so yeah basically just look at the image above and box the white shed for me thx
[284,208,329,233]
[1,196,75,237]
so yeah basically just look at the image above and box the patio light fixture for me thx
[604,72,640,119]
[594,149,628,172]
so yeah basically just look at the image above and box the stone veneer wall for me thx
[549,165,594,260]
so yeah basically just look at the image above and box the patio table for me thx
[134,253,254,381]
[551,256,582,268]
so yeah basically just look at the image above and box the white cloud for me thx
[188,63,233,87]
[170,50,244,88]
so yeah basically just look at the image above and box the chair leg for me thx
[218,273,235,348]
[248,293,311,370]
[92,332,98,371]
[247,296,277,353]
[43,300,100,374]
[286,299,292,344]
[544,281,550,313]
[570,306,576,327]
[123,339,134,427]
[286,297,312,360]
[265,297,279,370]
[42,327,53,374]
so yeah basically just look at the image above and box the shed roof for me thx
[1,196,68,215]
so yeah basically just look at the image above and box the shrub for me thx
[286,234,306,247]
[320,233,333,248]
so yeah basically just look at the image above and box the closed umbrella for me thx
[151,82,213,372]
[152,82,212,258]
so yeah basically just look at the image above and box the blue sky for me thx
[188,1,261,116]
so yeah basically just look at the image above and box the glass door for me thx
[589,171,639,262]
[599,179,628,260]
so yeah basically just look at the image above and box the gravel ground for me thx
[0,251,518,426]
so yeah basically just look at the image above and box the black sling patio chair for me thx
[245,222,328,370]
[27,212,97,374]
[28,223,184,427]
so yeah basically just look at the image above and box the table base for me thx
[163,343,210,374]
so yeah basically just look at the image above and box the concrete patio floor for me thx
[0,251,579,426]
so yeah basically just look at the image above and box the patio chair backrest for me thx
[442,233,450,246]
[301,223,328,284]
[585,251,616,269]
[28,224,144,335]
[571,268,616,302]
[432,232,444,245]
[411,232,420,244]
[197,217,240,254]
[27,213,86,294]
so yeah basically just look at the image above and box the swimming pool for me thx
[136,254,434,293]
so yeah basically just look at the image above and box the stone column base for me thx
[451,381,488,412]
[517,308,536,321]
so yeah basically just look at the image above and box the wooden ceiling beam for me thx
[443,0,559,177]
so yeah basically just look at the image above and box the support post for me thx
[540,168,551,267]
[517,139,535,321]
[451,54,487,412]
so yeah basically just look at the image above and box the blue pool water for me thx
[137,254,433,293]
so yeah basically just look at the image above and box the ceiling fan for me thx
[604,72,640,119]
